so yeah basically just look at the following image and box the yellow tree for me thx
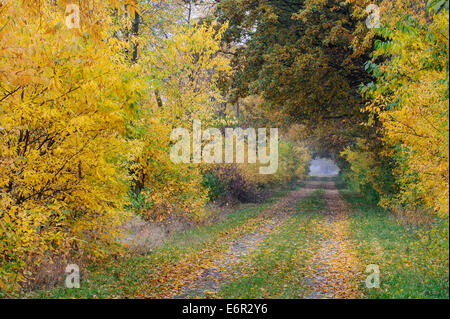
[0,0,140,292]
[363,3,449,217]
[128,19,232,221]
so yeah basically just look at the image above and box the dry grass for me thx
[391,206,435,228]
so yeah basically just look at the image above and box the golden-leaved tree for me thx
[342,0,448,271]
[126,4,232,220]
[363,2,449,218]
[0,0,141,292]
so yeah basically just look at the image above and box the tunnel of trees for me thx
[0,0,448,296]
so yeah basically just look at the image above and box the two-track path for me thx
[172,178,361,298]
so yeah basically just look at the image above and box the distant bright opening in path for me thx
[309,158,340,177]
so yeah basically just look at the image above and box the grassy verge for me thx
[340,188,449,299]
[25,188,291,298]
[216,190,326,298]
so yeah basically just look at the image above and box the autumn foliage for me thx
[344,0,449,218]
[342,0,449,272]
[0,0,141,291]
[0,0,311,293]
[0,0,447,297]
